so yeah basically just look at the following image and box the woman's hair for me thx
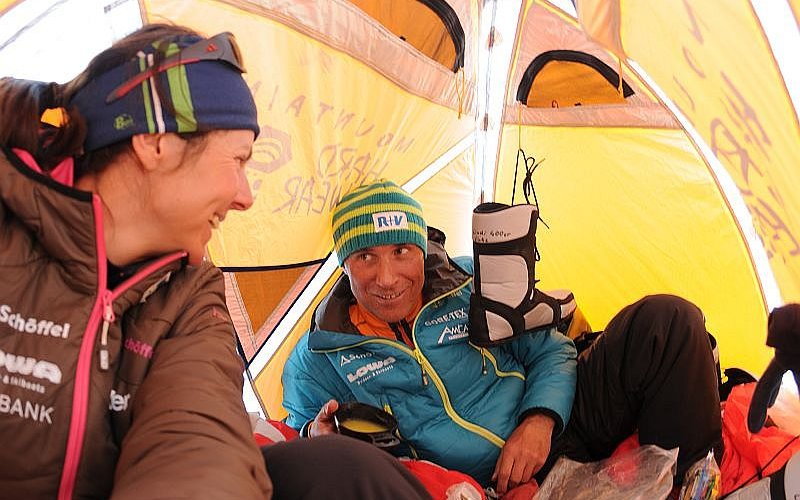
[0,24,201,178]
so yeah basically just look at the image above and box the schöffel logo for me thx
[124,338,153,359]
[372,212,408,232]
[0,304,71,339]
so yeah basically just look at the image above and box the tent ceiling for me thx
[349,0,465,71]
[517,49,633,107]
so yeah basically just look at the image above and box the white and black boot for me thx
[469,202,576,347]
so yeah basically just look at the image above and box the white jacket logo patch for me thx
[0,348,62,384]
[372,212,408,232]
[339,352,372,366]
[346,356,396,384]
[437,323,469,344]
[0,304,71,339]
[109,389,130,412]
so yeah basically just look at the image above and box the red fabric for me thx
[269,420,300,440]
[719,383,800,495]
[608,433,643,487]
[254,433,274,447]
[399,459,485,500]
[501,481,539,499]
[253,419,300,446]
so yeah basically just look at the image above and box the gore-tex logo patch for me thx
[372,212,408,232]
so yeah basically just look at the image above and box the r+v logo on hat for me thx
[372,212,408,232]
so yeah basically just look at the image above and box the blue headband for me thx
[70,34,259,152]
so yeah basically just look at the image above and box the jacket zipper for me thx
[414,349,429,386]
[57,193,185,500]
[409,279,505,448]
[97,253,184,372]
[471,345,525,380]
[99,291,113,371]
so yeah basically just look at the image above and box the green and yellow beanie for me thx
[332,180,427,265]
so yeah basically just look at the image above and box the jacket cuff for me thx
[299,419,314,438]
[518,407,564,436]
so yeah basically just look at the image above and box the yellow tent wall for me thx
[577,0,800,304]
[143,0,477,268]
[495,1,779,374]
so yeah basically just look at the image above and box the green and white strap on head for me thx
[71,32,258,152]
[331,179,427,266]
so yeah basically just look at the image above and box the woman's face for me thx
[147,129,255,265]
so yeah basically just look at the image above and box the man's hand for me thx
[310,399,339,438]
[492,413,554,494]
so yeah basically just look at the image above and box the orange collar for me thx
[349,296,422,346]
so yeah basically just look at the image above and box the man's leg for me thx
[261,434,432,499]
[540,294,722,482]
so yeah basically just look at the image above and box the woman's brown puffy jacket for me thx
[0,148,272,499]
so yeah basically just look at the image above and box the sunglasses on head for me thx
[105,31,245,104]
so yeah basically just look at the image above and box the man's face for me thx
[343,243,425,323]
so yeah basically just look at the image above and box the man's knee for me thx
[637,294,701,316]
[637,294,704,330]
[609,294,709,356]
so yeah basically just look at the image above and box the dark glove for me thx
[747,304,800,433]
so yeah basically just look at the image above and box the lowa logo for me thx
[346,356,396,383]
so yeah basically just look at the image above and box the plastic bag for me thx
[767,376,800,435]
[678,451,720,500]
[721,476,771,500]
[535,445,678,500]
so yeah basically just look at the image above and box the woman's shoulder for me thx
[132,261,228,330]
[158,261,225,297]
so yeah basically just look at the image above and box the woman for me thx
[0,24,269,499]
[0,24,431,500]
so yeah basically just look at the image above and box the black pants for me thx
[537,294,723,483]
[261,434,432,500]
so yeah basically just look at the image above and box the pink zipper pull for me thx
[100,291,114,371]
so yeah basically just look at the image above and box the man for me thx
[283,179,722,494]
